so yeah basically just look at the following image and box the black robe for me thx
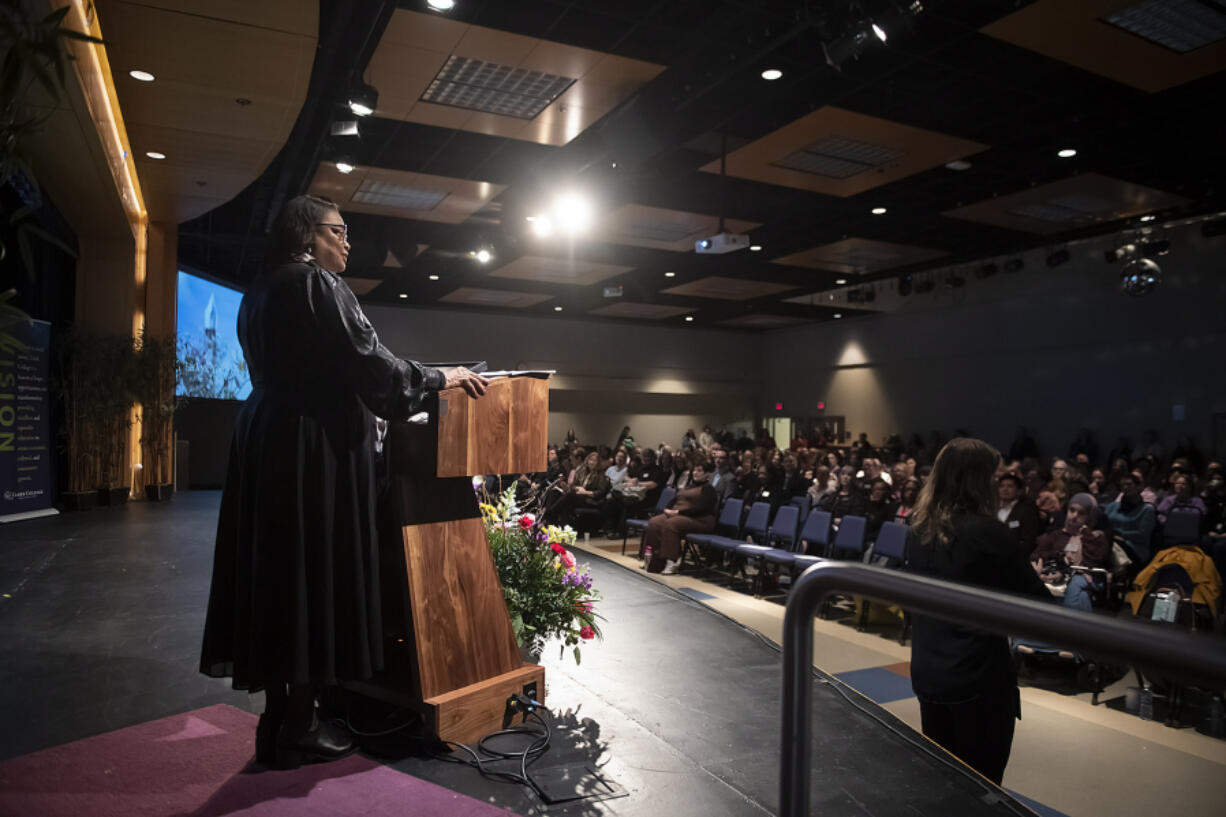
[200,262,444,690]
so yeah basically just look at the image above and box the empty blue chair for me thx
[858,521,909,633]
[790,495,811,524]
[738,504,801,595]
[765,510,832,569]
[623,487,676,555]
[704,501,771,560]
[1162,506,1202,548]
[828,515,868,560]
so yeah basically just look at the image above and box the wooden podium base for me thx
[345,663,545,745]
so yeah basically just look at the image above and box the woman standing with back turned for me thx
[200,195,487,768]
[904,438,1048,785]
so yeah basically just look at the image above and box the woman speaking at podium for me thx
[200,195,488,767]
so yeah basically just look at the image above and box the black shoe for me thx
[255,712,282,765]
[276,712,356,769]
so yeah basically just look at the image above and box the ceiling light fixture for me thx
[1057,148,1077,158]
[426,0,456,11]
[749,244,763,251]
[129,70,155,82]
[871,207,887,215]
[145,151,166,160]
[474,249,492,264]
[1121,257,1162,296]
[428,274,440,281]
[552,192,592,235]
[399,293,408,299]
[1139,214,1156,222]
[530,216,554,238]
[685,316,694,322]
[335,161,355,174]
[761,68,783,80]
[348,83,378,117]
[664,271,676,277]
[833,313,843,319]
[835,278,848,285]
[872,23,887,42]
[945,160,972,171]
[554,306,564,312]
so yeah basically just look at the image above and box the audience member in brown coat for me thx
[642,463,717,574]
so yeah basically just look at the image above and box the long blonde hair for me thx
[909,438,1001,547]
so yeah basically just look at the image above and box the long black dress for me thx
[200,261,444,691]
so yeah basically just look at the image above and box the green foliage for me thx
[133,331,178,485]
[480,486,602,663]
[55,329,137,491]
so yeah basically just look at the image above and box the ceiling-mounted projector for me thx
[695,232,750,254]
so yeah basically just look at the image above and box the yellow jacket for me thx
[1127,545,1221,615]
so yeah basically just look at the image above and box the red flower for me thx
[579,625,595,640]
[550,543,566,555]
[519,513,535,529]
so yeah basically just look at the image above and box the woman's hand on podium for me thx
[441,367,490,398]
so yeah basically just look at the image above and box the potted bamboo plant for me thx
[93,334,135,505]
[134,331,176,501]
[55,329,97,511]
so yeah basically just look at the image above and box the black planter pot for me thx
[62,491,97,512]
[144,483,175,502]
[96,487,130,506]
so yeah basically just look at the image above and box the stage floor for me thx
[2,492,1220,816]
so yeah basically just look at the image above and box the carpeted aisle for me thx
[0,704,514,817]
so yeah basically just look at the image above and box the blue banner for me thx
[0,320,57,522]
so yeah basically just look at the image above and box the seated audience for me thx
[603,448,665,537]
[820,466,865,521]
[997,472,1041,556]
[1103,472,1157,563]
[863,478,899,539]
[1033,493,1110,610]
[1033,489,1062,530]
[808,465,834,509]
[605,448,629,489]
[708,446,738,504]
[1155,472,1206,525]
[547,450,610,526]
[895,476,920,524]
[642,462,717,574]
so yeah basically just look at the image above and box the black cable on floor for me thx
[434,707,553,795]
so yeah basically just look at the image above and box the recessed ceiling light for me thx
[530,216,553,237]
[685,316,695,322]
[1058,148,1077,158]
[129,70,155,82]
[945,160,972,171]
[428,274,440,281]
[145,151,165,159]
[664,271,676,277]
[335,161,355,174]
[871,207,887,215]
[872,23,887,42]
[761,68,783,81]
[833,313,843,319]
[398,293,408,299]
[835,278,848,285]
[426,0,456,10]
[749,244,763,251]
[554,306,564,312]
[1140,214,1156,222]
[474,249,492,264]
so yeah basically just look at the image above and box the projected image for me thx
[176,270,250,399]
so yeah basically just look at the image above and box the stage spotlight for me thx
[823,26,873,69]
[945,275,965,289]
[334,159,356,174]
[872,22,887,42]
[898,274,912,296]
[552,192,592,235]
[914,278,936,294]
[975,262,998,279]
[1202,217,1226,238]
[473,249,492,264]
[528,215,553,238]
[1104,243,1138,263]
[348,83,378,117]
[426,0,455,10]
[861,287,876,304]
[761,68,783,81]
[1003,257,1024,273]
[1046,248,1070,267]
[1121,258,1162,296]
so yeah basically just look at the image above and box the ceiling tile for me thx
[772,238,949,274]
[588,302,695,319]
[660,276,795,300]
[439,287,554,308]
[489,255,633,286]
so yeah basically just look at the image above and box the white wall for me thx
[762,218,1226,461]
[363,304,762,450]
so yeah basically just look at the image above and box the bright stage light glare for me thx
[553,193,592,235]
[475,249,492,264]
[531,216,554,237]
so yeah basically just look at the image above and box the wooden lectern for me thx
[348,375,550,744]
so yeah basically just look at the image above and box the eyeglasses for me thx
[317,223,349,240]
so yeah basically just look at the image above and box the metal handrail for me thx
[780,562,1226,817]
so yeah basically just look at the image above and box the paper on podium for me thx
[480,369,555,379]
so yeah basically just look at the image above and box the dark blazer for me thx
[1001,499,1042,556]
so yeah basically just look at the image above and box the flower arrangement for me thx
[478,484,601,663]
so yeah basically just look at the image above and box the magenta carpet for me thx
[0,704,517,817]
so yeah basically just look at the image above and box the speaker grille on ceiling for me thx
[420,56,576,120]
[770,135,903,179]
[1007,193,1122,223]
[352,179,448,210]
[1105,0,1226,54]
